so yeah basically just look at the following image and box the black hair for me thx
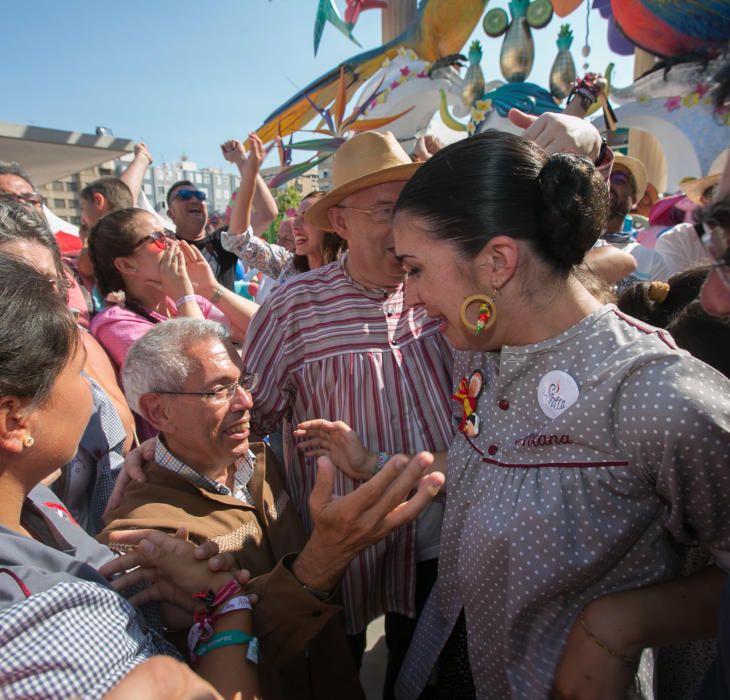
[667,300,730,378]
[695,195,730,230]
[166,180,195,207]
[394,130,608,275]
[80,177,133,211]
[88,207,148,297]
[617,266,710,328]
[0,252,79,406]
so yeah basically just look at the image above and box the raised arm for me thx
[180,240,258,339]
[119,143,154,202]
[221,135,272,236]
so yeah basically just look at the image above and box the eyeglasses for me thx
[155,373,260,402]
[702,223,730,288]
[334,204,394,225]
[133,229,176,251]
[172,188,207,203]
[0,192,43,207]
[609,170,637,193]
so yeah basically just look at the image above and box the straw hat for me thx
[306,131,420,231]
[680,148,728,204]
[613,154,648,201]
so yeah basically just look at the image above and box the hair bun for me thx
[537,153,608,268]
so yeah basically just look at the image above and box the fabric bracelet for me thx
[373,451,390,475]
[195,630,255,657]
[174,294,198,307]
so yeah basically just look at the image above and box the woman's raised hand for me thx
[157,240,195,300]
[293,419,376,481]
[179,239,218,299]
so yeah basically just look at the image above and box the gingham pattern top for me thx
[0,580,178,700]
[155,437,255,504]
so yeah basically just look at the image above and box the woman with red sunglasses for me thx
[88,209,257,408]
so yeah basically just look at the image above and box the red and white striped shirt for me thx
[244,255,455,633]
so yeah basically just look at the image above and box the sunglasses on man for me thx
[172,189,207,203]
[609,170,637,194]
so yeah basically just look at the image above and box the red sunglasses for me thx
[133,229,176,251]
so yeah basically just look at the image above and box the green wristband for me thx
[196,630,255,657]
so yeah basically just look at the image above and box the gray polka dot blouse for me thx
[397,305,730,699]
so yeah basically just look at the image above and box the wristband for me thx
[373,451,390,475]
[174,294,197,307]
[195,630,258,663]
[210,285,225,303]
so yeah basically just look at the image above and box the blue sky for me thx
[2,0,633,171]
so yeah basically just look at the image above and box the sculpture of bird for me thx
[256,0,488,145]
[608,0,729,59]
[314,0,363,56]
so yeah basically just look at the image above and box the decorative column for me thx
[628,48,668,193]
[382,0,417,43]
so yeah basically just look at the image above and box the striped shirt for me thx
[243,254,455,634]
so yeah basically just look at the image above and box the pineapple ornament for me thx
[549,24,577,101]
[462,40,487,107]
[483,0,553,83]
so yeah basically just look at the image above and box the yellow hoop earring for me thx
[460,291,497,334]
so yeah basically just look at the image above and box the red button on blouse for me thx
[487,444,498,456]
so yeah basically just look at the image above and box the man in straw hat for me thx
[598,153,668,290]
[242,116,610,696]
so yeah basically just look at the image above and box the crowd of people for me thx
[0,64,728,700]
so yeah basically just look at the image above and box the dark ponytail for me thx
[88,208,147,297]
[537,153,608,268]
[395,130,608,275]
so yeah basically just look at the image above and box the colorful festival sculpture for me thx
[257,0,729,191]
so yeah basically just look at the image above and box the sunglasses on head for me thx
[133,229,176,251]
[173,188,206,203]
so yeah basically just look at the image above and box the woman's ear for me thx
[0,396,32,455]
[113,256,138,276]
[475,235,520,290]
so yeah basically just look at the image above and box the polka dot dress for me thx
[396,305,730,699]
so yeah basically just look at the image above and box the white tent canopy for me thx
[0,122,134,186]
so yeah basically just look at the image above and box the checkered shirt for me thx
[154,438,255,504]
[0,579,179,699]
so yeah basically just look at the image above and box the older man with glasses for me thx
[100,317,443,700]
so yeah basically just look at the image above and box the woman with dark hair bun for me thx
[298,130,730,698]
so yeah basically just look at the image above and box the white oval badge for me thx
[537,370,580,420]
